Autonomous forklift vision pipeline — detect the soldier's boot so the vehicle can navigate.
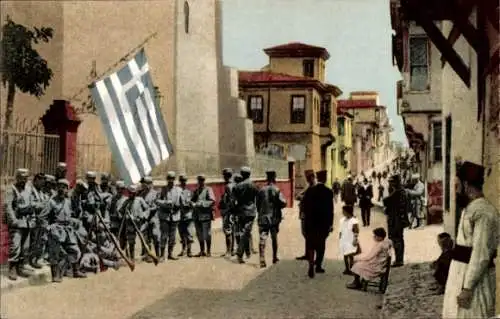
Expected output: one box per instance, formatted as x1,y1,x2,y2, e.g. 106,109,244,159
194,242,205,257
154,243,162,261
237,254,245,264
167,246,178,260
72,263,87,278
186,244,193,258
272,239,279,264
259,244,266,268
178,243,186,257
16,263,31,278
128,246,136,262
159,246,166,262
8,262,18,281
30,258,43,269
221,236,231,257
51,265,63,283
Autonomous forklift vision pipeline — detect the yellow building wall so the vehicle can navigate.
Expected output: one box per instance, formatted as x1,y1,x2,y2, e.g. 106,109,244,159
351,108,377,123
269,57,326,81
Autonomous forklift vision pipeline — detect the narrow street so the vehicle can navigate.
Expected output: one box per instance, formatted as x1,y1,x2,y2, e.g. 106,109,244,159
1,202,440,319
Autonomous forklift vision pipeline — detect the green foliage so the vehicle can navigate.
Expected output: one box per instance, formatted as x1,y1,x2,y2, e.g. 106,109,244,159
1,16,54,97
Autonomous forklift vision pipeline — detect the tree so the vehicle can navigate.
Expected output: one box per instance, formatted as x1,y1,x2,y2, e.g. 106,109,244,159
1,16,54,131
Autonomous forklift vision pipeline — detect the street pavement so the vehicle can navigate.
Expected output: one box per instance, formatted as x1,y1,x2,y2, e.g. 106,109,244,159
1,202,441,319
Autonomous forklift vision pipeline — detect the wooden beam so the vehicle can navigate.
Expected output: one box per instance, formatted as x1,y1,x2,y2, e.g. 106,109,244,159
410,2,471,87
451,0,480,51
441,24,461,67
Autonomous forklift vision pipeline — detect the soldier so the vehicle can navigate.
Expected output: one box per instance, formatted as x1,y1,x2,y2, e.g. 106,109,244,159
156,171,181,261
295,170,316,260
139,176,161,262
192,175,215,257
232,173,243,251
219,168,236,257
55,162,67,180
28,173,49,269
4,168,34,280
107,180,127,239
81,171,104,231
233,166,259,264
177,174,194,257
256,170,287,268
44,179,86,282
70,179,88,220
119,184,149,260
43,174,57,198
99,172,115,195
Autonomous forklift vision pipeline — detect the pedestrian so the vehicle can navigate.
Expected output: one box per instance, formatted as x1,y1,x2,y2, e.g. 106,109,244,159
442,161,499,319
295,169,316,261
192,175,215,257
383,174,410,267
177,173,194,257
339,205,359,275
341,175,357,207
407,173,425,228
140,176,161,262
430,232,453,295
44,179,86,282
156,171,182,261
5,168,34,280
233,166,259,264
256,170,287,268
357,178,373,227
332,178,341,203
378,183,384,202
302,170,334,278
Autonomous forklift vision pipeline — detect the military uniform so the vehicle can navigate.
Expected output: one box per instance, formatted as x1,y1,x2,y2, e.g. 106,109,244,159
140,176,161,261
107,180,126,239
81,171,106,232
177,174,194,257
4,169,34,280
119,185,149,260
233,167,259,263
43,179,86,282
232,173,243,248
43,174,57,198
156,172,182,261
219,168,236,256
192,175,215,257
99,172,116,196
256,171,287,268
28,173,50,269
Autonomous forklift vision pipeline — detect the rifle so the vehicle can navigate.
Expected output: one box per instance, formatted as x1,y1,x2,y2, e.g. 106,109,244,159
125,208,159,266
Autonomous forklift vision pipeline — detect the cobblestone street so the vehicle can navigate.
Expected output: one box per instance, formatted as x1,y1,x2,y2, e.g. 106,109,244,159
1,203,441,319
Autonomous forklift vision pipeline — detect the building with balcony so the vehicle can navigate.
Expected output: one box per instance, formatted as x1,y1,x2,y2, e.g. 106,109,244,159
238,42,342,189
333,108,354,181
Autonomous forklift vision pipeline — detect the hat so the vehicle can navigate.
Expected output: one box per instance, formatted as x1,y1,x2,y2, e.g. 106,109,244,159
142,176,153,184
128,184,138,193
57,162,67,169
45,174,56,182
222,168,233,175
315,170,328,180
101,172,110,179
304,169,315,177
411,173,420,179
15,168,29,177
197,174,206,181
166,171,176,179
456,161,485,186
115,180,125,189
389,174,401,184
266,170,277,179
75,179,88,190
86,171,97,179
178,174,187,181
240,166,251,174
57,179,70,187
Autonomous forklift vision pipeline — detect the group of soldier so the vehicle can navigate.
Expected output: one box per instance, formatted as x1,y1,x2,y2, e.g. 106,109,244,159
4,162,288,283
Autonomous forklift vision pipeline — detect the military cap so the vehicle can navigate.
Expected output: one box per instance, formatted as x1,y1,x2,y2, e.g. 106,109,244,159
178,174,187,181
411,173,420,179
45,174,56,182
57,162,67,169
57,179,70,187
142,176,153,184
304,169,315,177
16,168,29,177
222,168,233,175
115,180,125,189
197,174,206,181
128,184,138,192
240,166,251,174
266,170,277,179
315,170,328,180
166,171,176,179
75,179,89,190
86,171,97,179
456,161,485,186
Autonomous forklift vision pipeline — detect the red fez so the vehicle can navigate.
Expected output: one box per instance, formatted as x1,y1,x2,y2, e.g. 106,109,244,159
456,161,485,185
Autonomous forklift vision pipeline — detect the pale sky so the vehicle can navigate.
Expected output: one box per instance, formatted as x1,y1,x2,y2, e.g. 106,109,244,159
221,0,405,143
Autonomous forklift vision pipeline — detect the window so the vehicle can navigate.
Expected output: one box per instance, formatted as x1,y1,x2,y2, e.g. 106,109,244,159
444,116,452,211
184,1,190,34
320,101,330,127
337,117,345,136
432,121,442,162
247,95,263,123
409,36,429,91
315,98,320,125
303,59,314,77
290,95,306,124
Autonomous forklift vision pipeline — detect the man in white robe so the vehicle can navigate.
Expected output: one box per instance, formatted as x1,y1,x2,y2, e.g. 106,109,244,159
442,161,499,319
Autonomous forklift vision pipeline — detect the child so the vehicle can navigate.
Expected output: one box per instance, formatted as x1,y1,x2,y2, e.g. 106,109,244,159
339,205,360,275
430,232,453,294
346,227,392,290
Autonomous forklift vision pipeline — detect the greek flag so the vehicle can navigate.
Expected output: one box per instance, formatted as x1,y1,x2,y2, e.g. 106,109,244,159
91,49,173,185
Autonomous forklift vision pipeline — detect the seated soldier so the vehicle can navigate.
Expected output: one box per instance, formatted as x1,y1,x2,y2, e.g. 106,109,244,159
95,232,121,270
346,227,392,290
80,238,99,274
430,232,453,294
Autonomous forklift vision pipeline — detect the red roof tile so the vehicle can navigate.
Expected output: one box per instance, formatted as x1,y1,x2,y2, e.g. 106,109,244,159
264,42,327,52
239,71,313,83
337,99,378,109
263,42,330,60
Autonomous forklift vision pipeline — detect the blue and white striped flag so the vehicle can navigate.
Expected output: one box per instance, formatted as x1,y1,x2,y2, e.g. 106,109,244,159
91,49,173,185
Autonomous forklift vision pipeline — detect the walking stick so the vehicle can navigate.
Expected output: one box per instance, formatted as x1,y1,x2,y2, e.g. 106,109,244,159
94,211,136,271
125,209,159,266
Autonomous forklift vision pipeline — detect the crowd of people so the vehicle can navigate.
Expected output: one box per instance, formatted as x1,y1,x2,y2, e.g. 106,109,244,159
4,162,288,282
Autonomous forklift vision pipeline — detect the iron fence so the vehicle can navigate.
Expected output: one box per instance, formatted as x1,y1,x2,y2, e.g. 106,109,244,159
0,130,60,185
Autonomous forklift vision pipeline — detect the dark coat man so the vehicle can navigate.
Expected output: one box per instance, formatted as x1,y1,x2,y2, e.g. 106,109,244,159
295,170,316,260
302,170,334,278
358,179,374,226
341,177,357,206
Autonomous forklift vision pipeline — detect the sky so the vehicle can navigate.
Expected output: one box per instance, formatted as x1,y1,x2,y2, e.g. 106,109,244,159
221,0,405,143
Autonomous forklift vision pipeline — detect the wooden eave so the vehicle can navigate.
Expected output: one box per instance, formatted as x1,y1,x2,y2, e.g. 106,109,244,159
239,80,342,97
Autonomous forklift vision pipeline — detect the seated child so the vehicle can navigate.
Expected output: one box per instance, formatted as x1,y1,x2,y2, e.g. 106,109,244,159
346,227,392,290
339,205,360,275
430,232,453,294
